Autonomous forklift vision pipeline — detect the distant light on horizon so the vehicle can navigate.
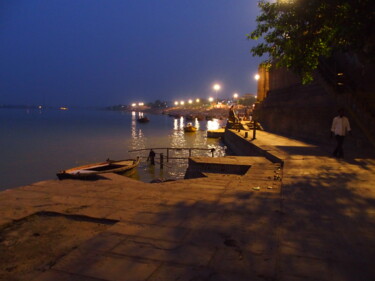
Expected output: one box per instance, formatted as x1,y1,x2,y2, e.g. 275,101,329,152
254,74,260,80
138,102,144,106
188,99,193,104
174,101,179,106
196,98,200,103
208,97,214,102
131,103,136,107
180,101,185,105
233,93,238,99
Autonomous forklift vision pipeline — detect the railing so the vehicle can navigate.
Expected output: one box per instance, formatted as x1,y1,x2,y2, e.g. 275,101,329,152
129,147,217,169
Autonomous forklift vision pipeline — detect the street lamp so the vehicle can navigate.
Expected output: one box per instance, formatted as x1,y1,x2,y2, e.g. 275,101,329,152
188,99,193,104
174,101,179,106
254,74,260,81
233,93,238,99
213,83,221,103
196,98,200,103
180,101,185,105
208,97,214,102
131,103,136,107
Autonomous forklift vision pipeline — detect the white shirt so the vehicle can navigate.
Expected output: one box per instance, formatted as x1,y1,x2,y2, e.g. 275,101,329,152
331,116,351,136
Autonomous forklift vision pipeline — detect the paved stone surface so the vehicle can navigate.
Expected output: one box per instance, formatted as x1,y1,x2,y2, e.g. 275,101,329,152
0,129,374,280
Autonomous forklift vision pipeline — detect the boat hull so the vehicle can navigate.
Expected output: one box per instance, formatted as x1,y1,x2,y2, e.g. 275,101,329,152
184,126,197,132
57,158,140,180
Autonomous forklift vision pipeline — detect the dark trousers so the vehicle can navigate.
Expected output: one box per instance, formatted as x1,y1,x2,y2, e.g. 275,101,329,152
333,135,345,157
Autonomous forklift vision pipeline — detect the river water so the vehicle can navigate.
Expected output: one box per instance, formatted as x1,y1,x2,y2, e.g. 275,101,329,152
0,108,226,190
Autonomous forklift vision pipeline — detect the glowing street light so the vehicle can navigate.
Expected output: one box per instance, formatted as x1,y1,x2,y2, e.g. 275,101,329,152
188,99,193,104
213,83,221,102
208,97,214,102
138,102,144,106
174,101,179,106
233,93,239,99
213,84,221,91
180,101,185,105
254,74,260,81
196,98,200,103
131,103,137,107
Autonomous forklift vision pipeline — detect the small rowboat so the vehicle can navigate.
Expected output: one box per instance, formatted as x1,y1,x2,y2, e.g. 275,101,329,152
183,124,197,132
57,158,140,179
138,117,150,123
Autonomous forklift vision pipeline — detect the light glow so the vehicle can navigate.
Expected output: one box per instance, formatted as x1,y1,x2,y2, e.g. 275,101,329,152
213,84,221,91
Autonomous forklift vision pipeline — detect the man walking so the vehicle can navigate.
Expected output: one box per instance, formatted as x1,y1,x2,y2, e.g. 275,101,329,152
331,108,351,158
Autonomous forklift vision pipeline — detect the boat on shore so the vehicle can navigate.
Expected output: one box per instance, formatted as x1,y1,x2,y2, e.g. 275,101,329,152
57,158,140,179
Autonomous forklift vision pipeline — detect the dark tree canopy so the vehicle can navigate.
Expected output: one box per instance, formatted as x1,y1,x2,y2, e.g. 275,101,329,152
249,0,375,83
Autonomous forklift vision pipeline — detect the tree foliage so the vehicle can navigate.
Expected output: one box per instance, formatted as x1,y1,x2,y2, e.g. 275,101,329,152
249,0,375,83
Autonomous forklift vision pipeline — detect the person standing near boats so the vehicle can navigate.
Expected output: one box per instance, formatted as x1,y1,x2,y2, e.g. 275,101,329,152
228,105,239,123
147,149,156,165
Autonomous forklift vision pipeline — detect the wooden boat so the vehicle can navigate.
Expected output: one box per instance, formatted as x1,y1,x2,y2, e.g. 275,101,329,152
138,117,150,123
57,158,140,179
185,115,195,121
183,124,197,132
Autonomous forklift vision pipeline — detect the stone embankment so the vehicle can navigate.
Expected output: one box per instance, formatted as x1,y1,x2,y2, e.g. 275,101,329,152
1,128,374,281
162,106,231,120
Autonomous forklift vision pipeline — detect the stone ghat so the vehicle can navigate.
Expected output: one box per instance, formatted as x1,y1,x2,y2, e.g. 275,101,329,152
1,129,375,281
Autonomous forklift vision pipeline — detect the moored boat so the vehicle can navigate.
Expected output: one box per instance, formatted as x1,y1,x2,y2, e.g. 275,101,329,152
138,117,150,123
185,115,195,121
183,123,197,132
57,158,140,179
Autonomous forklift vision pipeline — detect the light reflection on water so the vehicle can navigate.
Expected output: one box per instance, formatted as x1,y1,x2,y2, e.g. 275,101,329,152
0,109,226,190
131,113,226,183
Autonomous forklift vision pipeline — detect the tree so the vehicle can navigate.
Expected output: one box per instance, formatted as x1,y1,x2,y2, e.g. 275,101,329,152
249,0,375,83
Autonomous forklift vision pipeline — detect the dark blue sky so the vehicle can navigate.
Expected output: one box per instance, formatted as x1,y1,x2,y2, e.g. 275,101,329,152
0,0,263,106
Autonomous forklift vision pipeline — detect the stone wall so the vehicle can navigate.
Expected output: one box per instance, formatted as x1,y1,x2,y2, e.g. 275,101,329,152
255,81,337,143
254,68,371,147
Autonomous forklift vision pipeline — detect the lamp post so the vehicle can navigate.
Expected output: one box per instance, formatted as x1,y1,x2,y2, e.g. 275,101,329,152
233,93,238,104
213,84,221,103
252,74,261,139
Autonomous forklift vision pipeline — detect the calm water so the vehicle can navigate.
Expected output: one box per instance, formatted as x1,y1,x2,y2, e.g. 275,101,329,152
0,108,226,190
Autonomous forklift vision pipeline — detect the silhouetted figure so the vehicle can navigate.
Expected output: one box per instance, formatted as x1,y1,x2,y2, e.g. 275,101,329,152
147,149,156,165
331,108,351,158
228,105,239,123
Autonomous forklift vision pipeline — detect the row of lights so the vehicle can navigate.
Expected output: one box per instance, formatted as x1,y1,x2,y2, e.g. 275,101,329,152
132,75,260,108
131,102,144,107
174,98,200,106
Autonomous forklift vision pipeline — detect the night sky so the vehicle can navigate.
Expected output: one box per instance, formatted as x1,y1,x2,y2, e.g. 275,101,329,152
0,0,263,107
